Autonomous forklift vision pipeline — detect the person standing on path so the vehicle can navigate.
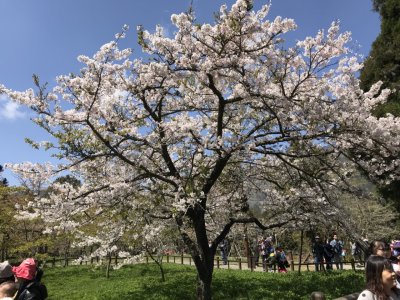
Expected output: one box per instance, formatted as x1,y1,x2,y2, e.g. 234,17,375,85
330,234,344,270
312,236,325,272
218,239,228,265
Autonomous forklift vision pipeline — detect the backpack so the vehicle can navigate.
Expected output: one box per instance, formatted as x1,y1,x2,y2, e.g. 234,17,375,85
18,281,48,300
331,240,342,254
324,244,334,258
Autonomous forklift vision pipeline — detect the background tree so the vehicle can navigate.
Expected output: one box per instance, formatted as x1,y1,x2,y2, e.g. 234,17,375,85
0,185,49,261
0,165,8,187
360,0,400,210
3,1,400,299
361,0,400,117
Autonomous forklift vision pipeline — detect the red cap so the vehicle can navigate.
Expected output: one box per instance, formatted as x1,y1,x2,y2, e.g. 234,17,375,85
12,258,36,280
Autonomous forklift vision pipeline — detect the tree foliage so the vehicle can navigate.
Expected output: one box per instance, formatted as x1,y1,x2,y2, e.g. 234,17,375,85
360,0,400,117
360,0,400,210
0,165,8,187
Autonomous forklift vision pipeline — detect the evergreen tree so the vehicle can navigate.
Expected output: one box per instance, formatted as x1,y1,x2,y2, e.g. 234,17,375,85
360,0,400,209
360,0,400,117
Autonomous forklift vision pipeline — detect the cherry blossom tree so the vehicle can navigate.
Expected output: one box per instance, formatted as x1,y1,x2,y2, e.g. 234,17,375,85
2,1,400,298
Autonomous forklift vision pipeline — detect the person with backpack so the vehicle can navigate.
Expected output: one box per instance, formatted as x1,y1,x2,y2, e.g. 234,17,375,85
323,240,334,270
12,258,47,300
330,234,344,270
275,245,289,273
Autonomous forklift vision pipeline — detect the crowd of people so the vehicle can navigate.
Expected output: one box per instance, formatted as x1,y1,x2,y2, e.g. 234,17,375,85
356,240,400,300
0,258,47,300
312,234,346,271
310,238,400,300
254,236,289,273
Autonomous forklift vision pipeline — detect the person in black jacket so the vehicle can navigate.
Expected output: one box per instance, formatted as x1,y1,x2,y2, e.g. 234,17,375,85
312,236,325,271
323,241,334,270
12,258,47,300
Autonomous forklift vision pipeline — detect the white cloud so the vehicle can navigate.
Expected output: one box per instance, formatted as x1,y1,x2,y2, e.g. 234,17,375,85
0,94,26,120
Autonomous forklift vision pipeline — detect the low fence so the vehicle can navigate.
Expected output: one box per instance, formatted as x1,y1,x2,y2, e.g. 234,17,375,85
41,251,365,272
156,253,364,272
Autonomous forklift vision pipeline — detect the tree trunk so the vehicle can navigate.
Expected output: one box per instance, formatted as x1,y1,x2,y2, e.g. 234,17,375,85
157,260,165,282
243,224,251,269
196,272,212,300
187,207,217,300
298,230,304,275
146,248,165,282
106,254,112,279
1,234,5,261
63,240,70,267
1,246,4,262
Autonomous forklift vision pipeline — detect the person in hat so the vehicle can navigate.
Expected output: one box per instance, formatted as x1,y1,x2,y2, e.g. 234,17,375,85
12,258,47,300
0,261,14,284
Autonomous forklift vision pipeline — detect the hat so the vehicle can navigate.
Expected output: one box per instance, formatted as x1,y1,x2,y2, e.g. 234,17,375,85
0,261,13,279
12,258,36,280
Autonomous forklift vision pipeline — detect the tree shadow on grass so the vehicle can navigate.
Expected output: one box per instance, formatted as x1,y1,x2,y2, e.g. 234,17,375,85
106,264,197,300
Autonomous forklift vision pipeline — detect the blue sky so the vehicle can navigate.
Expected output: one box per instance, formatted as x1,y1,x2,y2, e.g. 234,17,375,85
0,0,380,186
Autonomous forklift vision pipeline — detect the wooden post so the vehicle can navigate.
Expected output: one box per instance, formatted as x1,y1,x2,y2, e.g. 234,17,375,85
146,255,149,264
350,257,356,271
115,254,118,266
173,255,176,263
166,254,169,263
238,258,242,270
288,250,295,271
250,256,254,272
217,257,220,269
181,253,184,265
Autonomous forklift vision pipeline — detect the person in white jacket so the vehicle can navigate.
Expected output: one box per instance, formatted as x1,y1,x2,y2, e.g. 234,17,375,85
358,255,400,300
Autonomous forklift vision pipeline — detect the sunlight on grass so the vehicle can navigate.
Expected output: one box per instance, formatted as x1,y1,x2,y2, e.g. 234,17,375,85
42,263,364,300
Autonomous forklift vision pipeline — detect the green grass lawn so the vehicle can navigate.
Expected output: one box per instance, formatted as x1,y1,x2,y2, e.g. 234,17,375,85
41,263,364,300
